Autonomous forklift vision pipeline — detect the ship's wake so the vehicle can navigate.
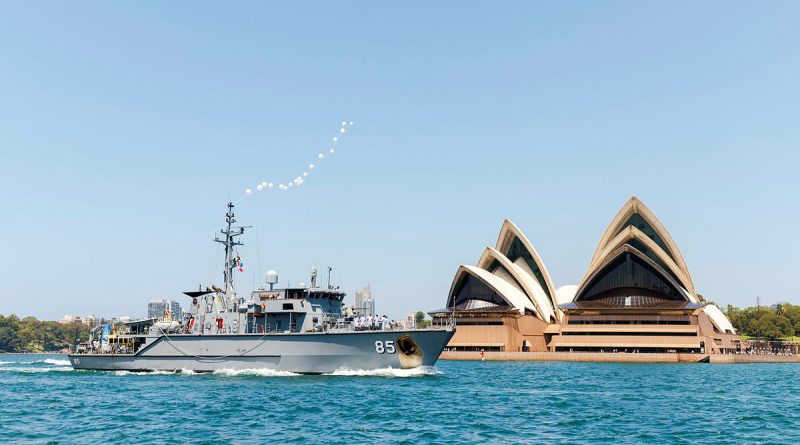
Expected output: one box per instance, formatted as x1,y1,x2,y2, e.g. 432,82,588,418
325,366,440,377
0,365,74,373
0,357,74,373
209,368,301,377
0,358,71,366
1,358,441,378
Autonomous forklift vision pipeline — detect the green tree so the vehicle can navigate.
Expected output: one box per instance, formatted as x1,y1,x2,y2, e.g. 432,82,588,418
18,317,41,352
414,311,430,328
0,315,21,352
39,321,63,351
61,322,89,347
725,305,742,331
754,313,794,340
781,304,800,337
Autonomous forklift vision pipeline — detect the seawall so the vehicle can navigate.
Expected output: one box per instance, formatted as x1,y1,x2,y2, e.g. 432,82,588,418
440,351,800,364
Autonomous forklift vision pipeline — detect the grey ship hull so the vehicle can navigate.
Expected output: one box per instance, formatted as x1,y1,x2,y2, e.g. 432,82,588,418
68,329,454,374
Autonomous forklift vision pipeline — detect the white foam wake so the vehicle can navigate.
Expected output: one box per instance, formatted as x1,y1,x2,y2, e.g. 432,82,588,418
0,358,72,366
0,366,74,373
211,368,300,377
326,366,440,377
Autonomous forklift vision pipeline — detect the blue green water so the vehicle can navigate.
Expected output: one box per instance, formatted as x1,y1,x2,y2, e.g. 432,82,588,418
1,354,798,444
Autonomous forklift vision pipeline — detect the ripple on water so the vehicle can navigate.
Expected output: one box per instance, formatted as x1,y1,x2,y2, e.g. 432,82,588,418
1,355,799,444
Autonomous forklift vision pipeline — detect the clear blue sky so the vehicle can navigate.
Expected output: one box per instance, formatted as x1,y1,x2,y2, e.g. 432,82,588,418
1,2,798,320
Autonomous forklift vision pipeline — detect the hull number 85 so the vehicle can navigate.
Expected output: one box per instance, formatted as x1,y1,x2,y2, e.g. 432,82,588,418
375,341,395,354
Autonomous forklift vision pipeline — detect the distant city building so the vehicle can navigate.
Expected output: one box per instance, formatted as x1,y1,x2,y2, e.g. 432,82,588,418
82,315,99,328
170,300,182,320
60,315,81,324
148,299,182,320
118,316,132,323
147,300,164,319
354,286,374,317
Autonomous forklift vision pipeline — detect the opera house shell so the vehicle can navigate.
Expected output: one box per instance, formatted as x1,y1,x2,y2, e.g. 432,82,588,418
432,197,743,354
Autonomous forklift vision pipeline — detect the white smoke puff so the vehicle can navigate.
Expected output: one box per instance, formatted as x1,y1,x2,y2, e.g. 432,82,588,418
303,172,308,177
245,188,252,195
256,184,263,191
332,136,338,142
339,128,346,134
309,163,315,169
318,153,324,159
349,121,354,126
268,183,274,188
341,121,347,126
288,182,293,187
329,148,335,154
261,181,267,187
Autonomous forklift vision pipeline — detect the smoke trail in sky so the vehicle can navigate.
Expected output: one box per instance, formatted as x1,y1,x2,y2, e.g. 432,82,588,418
243,121,354,197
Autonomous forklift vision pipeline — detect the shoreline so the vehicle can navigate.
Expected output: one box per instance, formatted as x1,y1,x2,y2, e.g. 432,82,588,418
0,352,66,355
440,351,800,364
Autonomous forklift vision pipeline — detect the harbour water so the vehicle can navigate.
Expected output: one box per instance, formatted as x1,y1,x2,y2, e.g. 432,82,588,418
1,354,799,444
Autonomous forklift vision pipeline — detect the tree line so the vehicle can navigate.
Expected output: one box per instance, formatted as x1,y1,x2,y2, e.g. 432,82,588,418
3,303,798,352
0,315,92,353
724,303,800,340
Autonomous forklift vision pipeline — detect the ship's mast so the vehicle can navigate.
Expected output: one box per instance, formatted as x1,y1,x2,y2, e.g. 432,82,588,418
214,202,248,298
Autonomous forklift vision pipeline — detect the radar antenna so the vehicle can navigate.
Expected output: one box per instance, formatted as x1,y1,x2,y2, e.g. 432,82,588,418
213,202,251,298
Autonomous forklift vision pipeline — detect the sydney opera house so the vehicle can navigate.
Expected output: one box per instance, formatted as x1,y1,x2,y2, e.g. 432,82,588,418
431,197,743,354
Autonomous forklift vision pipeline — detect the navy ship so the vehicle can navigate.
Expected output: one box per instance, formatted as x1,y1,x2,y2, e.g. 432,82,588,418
69,203,454,373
